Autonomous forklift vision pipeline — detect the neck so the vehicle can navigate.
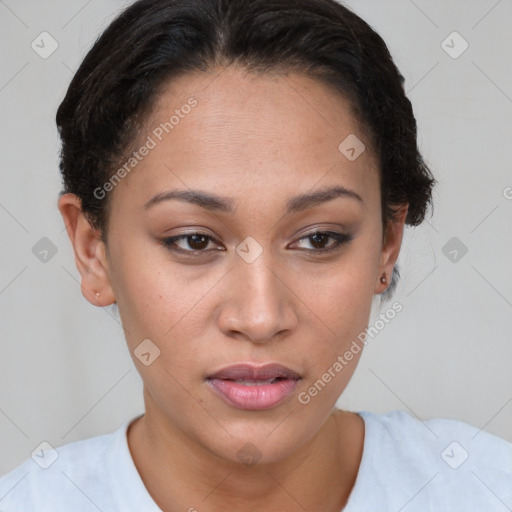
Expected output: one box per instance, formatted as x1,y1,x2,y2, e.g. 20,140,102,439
127,398,363,511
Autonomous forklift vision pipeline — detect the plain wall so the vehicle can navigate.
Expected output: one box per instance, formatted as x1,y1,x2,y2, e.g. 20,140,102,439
1,0,511,475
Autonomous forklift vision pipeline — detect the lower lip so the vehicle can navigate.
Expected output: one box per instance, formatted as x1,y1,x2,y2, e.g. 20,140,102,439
207,378,298,410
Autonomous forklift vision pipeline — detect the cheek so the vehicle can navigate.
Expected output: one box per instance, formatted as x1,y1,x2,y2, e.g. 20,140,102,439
110,243,223,400
107,236,197,341
112,252,209,410
296,276,369,410
302,278,370,392
304,246,380,343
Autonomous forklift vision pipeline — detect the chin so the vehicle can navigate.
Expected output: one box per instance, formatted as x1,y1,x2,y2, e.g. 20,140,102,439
200,409,318,467
209,430,303,468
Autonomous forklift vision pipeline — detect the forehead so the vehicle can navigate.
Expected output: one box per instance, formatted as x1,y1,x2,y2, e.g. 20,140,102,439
111,66,379,211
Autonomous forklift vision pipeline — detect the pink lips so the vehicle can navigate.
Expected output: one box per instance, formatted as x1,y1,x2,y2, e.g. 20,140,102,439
206,363,301,410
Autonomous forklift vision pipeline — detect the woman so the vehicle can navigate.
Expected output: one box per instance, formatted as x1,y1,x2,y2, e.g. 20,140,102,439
1,0,510,510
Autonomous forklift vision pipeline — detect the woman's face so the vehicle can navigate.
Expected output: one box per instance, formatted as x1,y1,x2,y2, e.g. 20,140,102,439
64,67,406,465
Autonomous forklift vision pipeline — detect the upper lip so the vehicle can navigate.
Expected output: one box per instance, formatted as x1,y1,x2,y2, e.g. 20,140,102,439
207,363,301,381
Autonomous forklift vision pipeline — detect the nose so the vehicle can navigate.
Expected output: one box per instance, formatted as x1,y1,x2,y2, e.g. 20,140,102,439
217,251,298,344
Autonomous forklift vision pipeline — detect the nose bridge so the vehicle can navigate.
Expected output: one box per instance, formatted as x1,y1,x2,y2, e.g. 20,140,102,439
220,238,295,342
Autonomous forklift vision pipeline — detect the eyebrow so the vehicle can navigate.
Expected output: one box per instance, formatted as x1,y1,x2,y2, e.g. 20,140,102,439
143,185,363,214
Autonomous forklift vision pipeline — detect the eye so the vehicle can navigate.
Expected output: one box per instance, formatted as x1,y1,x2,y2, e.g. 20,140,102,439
292,230,353,253
160,230,352,256
160,232,223,254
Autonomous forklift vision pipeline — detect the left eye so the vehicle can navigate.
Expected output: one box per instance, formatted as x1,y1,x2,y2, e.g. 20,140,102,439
292,231,352,252
160,230,352,254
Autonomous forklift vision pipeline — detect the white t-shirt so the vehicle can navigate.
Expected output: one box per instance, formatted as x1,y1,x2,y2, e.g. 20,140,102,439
0,410,511,511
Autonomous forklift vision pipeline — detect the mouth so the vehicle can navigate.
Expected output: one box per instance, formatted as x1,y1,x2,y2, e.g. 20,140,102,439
205,363,301,410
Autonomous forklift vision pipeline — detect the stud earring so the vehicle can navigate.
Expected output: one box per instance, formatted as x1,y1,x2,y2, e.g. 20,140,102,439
380,275,387,284
95,292,100,297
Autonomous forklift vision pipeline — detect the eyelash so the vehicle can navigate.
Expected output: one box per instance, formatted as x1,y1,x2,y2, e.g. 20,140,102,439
160,230,353,256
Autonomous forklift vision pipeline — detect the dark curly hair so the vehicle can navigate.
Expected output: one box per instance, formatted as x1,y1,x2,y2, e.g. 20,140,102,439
56,0,436,301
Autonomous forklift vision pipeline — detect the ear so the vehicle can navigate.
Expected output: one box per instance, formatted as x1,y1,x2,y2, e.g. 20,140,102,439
57,193,116,306
374,204,408,295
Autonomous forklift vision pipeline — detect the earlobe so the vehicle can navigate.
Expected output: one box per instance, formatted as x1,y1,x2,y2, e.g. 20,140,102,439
57,193,116,307
375,204,408,295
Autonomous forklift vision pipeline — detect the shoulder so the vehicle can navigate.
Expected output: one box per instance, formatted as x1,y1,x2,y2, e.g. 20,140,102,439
345,409,512,511
0,424,125,511
361,409,512,477
363,409,512,470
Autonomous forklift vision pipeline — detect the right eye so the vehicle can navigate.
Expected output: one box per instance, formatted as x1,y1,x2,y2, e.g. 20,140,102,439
160,232,225,255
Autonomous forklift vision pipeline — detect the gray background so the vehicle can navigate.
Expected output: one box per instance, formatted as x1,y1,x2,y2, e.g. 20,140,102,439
1,0,511,475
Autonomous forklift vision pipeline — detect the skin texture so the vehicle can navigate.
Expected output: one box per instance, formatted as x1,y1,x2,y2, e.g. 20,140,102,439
58,66,408,511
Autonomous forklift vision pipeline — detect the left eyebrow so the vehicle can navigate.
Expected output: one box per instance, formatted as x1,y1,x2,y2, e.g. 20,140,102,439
143,185,363,213
285,185,363,213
